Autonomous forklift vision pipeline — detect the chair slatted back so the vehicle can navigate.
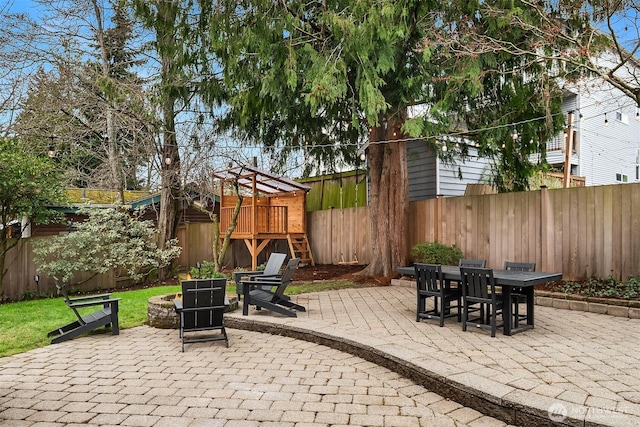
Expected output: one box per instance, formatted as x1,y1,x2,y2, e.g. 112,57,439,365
459,259,487,268
56,285,85,324
414,263,443,293
181,279,226,329
263,253,287,276
273,258,300,298
460,267,495,300
503,261,536,272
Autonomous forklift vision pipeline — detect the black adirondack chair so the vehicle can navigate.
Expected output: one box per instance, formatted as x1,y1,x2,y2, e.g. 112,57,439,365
241,258,305,317
47,285,120,344
233,252,287,300
173,278,229,352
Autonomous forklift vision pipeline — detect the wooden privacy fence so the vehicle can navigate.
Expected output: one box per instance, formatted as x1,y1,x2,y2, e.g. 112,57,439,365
310,183,640,281
307,207,372,265
2,237,118,300
410,183,640,281
4,182,640,298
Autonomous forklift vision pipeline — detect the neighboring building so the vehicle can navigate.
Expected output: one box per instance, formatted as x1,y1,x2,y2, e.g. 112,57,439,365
549,78,640,186
30,188,216,237
405,76,640,200
406,140,489,200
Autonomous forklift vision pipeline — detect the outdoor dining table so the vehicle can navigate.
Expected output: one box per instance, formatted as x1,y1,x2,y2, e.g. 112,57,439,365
397,265,562,335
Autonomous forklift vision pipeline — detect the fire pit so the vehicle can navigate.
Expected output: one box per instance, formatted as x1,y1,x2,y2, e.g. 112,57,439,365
147,293,238,329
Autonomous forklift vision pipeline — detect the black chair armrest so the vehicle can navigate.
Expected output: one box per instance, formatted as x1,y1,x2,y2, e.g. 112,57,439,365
233,271,264,282
68,298,120,309
248,277,281,285
67,293,113,303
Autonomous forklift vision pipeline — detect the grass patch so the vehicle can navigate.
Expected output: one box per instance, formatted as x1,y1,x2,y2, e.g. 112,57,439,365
0,279,371,358
0,285,180,358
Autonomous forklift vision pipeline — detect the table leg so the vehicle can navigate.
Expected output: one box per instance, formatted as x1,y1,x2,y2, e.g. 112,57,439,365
526,287,534,327
502,286,512,336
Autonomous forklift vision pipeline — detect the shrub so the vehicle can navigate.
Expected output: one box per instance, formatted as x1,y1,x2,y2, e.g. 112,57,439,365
33,205,182,286
556,276,640,299
190,261,227,279
410,242,463,265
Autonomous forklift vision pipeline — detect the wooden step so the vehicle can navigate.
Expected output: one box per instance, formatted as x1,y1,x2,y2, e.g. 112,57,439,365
287,234,315,266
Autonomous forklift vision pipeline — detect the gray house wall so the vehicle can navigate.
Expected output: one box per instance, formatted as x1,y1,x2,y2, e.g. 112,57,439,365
543,86,640,187
406,140,437,200
406,139,491,200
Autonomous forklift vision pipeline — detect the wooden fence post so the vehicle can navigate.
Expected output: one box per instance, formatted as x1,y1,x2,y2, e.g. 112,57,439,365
435,195,443,243
539,186,551,272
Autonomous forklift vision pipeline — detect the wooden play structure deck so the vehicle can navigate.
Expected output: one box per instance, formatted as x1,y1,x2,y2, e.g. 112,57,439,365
213,165,315,269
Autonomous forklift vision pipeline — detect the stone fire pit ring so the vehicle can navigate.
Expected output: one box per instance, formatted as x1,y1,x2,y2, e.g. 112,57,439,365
147,293,239,329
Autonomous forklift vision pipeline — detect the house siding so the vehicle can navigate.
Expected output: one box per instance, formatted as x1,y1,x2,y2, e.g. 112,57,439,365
406,140,491,200
568,78,640,186
406,140,437,200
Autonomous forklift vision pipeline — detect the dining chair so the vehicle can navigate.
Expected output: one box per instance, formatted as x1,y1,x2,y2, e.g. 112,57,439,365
460,267,505,337
455,260,487,304
459,259,487,267
504,261,536,328
414,263,461,327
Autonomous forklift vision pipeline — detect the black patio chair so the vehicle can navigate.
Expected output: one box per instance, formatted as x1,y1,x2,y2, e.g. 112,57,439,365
241,258,305,317
173,278,229,352
233,252,287,300
47,285,120,344
415,263,461,326
504,261,536,328
460,267,505,337
459,259,487,268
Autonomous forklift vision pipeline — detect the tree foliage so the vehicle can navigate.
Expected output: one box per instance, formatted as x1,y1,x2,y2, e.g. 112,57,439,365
32,206,182,285
443,0,639,105
11,0,152,193
196,0,569,273
0,138,66,295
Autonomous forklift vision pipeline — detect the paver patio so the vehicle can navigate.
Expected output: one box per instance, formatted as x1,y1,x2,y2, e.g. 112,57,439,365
1,285,639,426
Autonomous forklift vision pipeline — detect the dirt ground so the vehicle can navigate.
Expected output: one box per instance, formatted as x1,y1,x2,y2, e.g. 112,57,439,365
291,263,393,286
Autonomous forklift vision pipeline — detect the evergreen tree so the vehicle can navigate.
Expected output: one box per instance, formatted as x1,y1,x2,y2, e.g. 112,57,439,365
198,1,567,274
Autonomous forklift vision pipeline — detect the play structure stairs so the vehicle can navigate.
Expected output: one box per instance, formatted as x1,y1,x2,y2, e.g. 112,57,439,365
287,233,315,266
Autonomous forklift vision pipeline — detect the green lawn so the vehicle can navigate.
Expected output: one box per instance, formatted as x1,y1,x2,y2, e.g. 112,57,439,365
0,279,366,358
0,285,180,358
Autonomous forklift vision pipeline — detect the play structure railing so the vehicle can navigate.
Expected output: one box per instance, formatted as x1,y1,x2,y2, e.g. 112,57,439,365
220,205,288,234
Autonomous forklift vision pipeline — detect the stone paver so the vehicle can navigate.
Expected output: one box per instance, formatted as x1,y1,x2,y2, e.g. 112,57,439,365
226,286,640,426
0,325,514,426
1,285,639,426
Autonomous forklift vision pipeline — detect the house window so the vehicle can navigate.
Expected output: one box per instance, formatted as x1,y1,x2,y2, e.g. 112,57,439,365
616,173,628,182
616,111,629,125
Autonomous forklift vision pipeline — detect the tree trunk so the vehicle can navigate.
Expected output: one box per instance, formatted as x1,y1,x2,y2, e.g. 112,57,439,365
156,0,182,281
214,192,242,272
358,113,409,277
157,98,181,280
91,0,124,202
